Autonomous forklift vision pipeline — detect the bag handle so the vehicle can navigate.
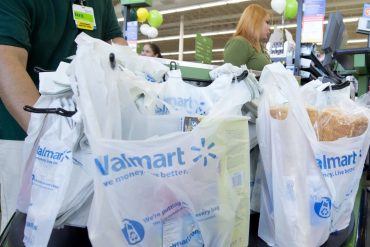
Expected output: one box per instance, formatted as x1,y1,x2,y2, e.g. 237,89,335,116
23,105,77,117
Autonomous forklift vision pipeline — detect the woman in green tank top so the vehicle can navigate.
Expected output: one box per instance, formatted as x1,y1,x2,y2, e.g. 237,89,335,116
224,4,272,71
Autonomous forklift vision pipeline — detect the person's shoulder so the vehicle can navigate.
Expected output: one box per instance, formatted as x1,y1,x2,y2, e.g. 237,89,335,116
225,36,253,51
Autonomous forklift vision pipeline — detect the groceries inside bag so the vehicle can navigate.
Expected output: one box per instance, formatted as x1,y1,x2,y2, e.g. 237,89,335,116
69,33,252,246
257,62,370,247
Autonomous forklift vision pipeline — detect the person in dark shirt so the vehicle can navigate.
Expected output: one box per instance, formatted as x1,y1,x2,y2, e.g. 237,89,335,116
0,0,127,245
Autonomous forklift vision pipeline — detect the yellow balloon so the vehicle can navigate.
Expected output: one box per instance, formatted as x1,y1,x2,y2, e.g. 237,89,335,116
136,8,149,23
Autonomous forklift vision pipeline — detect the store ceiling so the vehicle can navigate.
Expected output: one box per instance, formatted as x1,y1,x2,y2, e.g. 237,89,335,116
114,0,369,64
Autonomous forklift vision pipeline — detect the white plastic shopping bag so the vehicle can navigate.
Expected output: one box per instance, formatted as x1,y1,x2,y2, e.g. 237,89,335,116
70,33,251,247
22,93,82,247
18,64,93,246
298,79,370,232
70,33,252,140
85,117,249,247
257,62,370,246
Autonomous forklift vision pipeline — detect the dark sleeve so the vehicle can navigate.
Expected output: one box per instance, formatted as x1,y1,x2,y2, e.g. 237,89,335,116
102,0,123,41
224,38,253,67
0,0,32,51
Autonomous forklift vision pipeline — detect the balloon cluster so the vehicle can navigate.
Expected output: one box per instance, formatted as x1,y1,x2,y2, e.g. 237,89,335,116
136,8,163,38
270,0,298,19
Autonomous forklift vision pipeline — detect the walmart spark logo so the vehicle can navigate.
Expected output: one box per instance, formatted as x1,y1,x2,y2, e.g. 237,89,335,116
61,151,71,162
191,138,217,166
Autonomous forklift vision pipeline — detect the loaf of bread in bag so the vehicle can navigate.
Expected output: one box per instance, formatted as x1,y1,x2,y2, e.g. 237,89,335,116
270,106,369,141
318,108,368,141
306,106,318,126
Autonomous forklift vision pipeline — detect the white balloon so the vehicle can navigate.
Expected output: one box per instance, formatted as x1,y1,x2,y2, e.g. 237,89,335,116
147,27,158,38
140,24,150,35
271,0,286,15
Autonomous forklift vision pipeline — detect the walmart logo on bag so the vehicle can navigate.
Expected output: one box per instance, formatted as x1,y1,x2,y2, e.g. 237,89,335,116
94,138,217,176
36,146,71,163
191,137,216,167
314,197,331,218
315,150,361,170
121,219,145,245
155,97,208,115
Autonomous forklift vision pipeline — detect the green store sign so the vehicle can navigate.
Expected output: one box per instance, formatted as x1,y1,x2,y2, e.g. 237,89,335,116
195,33,213,64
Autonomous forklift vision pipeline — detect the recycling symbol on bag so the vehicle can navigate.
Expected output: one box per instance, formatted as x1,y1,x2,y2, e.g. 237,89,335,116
314,197,332,218
121,219,145,245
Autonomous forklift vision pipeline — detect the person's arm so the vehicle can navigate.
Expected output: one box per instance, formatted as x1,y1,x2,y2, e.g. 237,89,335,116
224,37,253,67
0,45,39,131
102,0,126,45
109,37,128,46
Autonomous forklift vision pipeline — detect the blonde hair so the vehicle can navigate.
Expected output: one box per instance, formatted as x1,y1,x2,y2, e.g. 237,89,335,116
234,4,271,51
